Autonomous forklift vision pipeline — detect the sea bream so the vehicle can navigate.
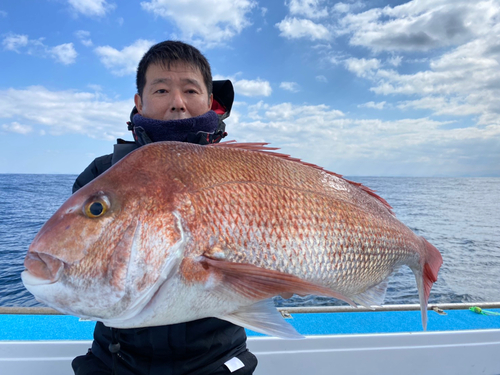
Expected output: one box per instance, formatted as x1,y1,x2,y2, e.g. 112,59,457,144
22,141,443,338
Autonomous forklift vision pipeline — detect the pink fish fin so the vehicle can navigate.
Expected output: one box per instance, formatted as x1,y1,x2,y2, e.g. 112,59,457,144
221,299,304,339
350,278,390,308
212,140,280,151
413,237,443,330
210,141,394,214
200,256,356,306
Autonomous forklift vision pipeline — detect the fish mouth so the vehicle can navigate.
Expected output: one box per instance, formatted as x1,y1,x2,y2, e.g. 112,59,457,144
23,251,64,285
21,270,57,286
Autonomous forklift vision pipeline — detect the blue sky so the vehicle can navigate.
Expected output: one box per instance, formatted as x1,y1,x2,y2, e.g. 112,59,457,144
1,0,499,176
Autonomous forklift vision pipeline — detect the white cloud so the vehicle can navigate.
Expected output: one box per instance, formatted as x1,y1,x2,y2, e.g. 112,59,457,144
338,0,500,53
67,0,115,17
75,30,93,47
305,0,500,136
140,0,256,46
212,73,232,81
332,2,350,14
350,34,500,127
276,17,331,40
396,96,481,116
280,81,300,92
246,100,268,120
2,122,33,134
2,34,28,52
344,57,380,78
0,86,133,140
387,55,402,67
2,34,77,64
332,1,364,14
214,75,273,97
50,43,77,65
315,75,328,83
95,39,155,76
87,84,103,91
358,101,386,110
234,79,272,97
227,101,500,177
286,0,328,19
264,102,344,122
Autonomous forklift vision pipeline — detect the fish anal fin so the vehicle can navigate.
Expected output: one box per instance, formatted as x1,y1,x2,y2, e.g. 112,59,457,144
221,299,304,339
351,278,389,308
200,256,355,306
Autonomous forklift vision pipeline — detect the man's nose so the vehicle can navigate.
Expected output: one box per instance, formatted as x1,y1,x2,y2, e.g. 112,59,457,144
170,90,186,112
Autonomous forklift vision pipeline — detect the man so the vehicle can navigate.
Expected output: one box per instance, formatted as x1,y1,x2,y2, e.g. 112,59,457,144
72,41,258,375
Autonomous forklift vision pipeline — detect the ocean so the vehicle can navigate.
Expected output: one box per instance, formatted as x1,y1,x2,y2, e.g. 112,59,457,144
1,174,499,308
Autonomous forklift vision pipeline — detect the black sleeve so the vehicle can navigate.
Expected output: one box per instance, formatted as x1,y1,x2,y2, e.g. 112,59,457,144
72,154,113,193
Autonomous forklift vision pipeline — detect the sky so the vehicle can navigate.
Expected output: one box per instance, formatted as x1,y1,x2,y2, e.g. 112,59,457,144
1,0,499,177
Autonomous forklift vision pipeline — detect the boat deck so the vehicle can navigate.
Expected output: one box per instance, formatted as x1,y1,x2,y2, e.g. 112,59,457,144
1,305,500,374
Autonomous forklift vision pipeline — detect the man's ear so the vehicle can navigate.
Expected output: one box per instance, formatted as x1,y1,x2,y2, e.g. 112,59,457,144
134,93,143,114
208,93,213,109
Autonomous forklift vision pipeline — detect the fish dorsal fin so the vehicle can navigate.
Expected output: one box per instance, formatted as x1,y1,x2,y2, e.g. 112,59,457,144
211,141,393,214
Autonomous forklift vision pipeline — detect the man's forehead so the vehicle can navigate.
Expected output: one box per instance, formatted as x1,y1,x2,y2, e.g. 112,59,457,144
148,61,202,77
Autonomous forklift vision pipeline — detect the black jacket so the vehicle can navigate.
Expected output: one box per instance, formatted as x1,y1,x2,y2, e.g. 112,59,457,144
72,142,250,375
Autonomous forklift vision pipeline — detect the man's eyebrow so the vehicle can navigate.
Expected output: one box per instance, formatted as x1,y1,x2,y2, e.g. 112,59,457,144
150,78,203,89
183,78,202,89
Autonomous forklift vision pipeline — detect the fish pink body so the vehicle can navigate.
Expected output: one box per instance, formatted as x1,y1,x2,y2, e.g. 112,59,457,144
22,141,442,338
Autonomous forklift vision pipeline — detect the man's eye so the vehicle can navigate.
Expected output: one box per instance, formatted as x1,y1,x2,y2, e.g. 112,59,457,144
156,89,168,94
186,89,197,94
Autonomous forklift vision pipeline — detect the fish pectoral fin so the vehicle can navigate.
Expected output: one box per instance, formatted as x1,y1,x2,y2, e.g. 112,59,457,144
351,278,389,308
221,299,304,339
200,256,355,306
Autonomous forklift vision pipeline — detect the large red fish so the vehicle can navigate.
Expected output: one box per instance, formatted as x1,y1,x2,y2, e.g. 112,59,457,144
22,141,442,338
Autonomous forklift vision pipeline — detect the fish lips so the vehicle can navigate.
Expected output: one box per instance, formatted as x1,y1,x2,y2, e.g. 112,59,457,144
21,253,64,307
23,251,65,285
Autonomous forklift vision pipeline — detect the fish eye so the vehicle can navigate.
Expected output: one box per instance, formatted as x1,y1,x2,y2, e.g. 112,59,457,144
89,202,104,216
83,196,109,218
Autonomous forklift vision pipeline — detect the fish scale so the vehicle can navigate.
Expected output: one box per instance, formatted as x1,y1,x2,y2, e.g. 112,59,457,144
190,177,411,297
22,141,442,338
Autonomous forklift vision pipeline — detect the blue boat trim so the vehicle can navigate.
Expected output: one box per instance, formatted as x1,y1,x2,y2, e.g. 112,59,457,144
2,308,499,341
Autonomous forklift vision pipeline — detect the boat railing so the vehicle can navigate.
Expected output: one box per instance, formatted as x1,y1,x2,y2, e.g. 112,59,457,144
1,302,500,315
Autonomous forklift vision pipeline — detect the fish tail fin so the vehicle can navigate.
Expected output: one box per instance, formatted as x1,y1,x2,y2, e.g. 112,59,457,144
413,237,443,330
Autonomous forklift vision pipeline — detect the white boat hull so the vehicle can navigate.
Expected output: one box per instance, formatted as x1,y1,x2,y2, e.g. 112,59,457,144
1,329,500,375
2,304,500,374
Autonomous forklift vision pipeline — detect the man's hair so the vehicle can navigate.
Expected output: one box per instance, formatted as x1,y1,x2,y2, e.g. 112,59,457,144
136,41,212,99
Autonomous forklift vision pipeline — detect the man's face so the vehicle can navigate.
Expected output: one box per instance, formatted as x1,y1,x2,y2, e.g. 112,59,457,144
134,62,212,121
